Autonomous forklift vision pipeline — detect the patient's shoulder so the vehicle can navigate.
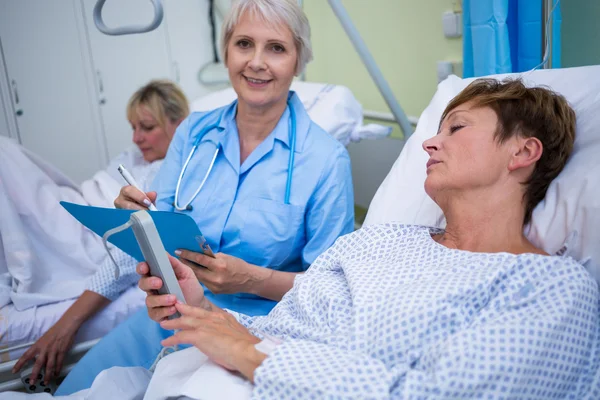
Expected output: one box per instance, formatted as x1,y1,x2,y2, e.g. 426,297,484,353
516,252,599,297
345,223,436,247
357,223,438,236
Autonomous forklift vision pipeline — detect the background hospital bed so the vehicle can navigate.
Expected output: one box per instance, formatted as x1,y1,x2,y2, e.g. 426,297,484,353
0,82,391,393
0,287,145,392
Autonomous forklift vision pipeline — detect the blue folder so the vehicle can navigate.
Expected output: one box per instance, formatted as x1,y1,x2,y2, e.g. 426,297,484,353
60,201,206,262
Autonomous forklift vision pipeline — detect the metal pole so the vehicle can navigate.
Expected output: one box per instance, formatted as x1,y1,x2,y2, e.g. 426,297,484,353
298,0,306,81
327,0,413,138
542,0,554,69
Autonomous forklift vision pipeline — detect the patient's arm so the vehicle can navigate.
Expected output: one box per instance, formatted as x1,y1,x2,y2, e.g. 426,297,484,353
138,255,222,321
250,261,600,399
13,249,141,384
12,290,110,385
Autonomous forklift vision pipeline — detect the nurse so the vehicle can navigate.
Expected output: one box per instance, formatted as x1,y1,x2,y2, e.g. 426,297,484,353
56,0,354,394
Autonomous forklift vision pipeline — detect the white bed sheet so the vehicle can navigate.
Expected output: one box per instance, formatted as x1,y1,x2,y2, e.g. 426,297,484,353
0,286,146,362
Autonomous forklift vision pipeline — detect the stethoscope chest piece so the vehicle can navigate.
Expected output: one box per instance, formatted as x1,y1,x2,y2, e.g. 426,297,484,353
172,202,193,211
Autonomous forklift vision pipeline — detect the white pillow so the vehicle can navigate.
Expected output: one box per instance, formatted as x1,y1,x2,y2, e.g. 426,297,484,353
364,66,600,283
190,81,391,146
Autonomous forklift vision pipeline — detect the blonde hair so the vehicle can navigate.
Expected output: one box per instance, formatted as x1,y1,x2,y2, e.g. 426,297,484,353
221,0,313,75
126,80,189,130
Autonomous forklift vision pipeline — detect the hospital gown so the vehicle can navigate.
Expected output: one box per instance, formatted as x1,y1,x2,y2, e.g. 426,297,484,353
235,224,600,399
5,224,598,399
0,137,161,309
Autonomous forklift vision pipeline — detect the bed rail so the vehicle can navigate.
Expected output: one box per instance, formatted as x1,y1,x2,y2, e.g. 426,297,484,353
0,339,100,393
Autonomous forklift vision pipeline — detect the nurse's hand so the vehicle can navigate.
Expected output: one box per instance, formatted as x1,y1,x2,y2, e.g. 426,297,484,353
176,250,257,295
137,255,211,322
114,185,157,210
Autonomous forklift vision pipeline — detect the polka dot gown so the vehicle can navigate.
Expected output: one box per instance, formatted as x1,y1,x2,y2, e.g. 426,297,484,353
232,224,600,399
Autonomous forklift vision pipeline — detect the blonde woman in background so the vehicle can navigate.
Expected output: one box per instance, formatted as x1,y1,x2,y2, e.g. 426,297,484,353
10,79,189,385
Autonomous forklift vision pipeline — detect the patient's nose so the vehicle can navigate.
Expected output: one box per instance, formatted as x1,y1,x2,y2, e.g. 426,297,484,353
422,137,440,155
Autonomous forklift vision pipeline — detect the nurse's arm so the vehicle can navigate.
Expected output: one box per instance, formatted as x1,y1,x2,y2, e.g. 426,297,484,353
247,267,300,301
177,250,298,301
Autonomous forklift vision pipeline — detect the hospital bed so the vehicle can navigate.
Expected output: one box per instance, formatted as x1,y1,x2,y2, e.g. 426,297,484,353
15,63,599,399
365,64,600,304
0,81,391,393
2,64,600,397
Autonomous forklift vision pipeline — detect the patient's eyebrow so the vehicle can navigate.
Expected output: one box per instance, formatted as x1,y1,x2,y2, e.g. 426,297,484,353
437,110,469,133
445,109,470,120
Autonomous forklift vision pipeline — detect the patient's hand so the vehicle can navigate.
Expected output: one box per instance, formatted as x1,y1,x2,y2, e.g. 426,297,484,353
12,318,78,385
114,185,157,210
138,255,209,322
160,303,266,382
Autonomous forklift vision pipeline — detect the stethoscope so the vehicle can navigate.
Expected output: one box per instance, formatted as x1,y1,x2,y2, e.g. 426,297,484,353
173,100,297,211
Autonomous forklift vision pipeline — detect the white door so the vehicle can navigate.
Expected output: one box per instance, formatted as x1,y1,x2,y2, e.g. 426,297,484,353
0,0,106,183
0,48,19,140
82,0,173,160
0,94,11,139
163,0,214,102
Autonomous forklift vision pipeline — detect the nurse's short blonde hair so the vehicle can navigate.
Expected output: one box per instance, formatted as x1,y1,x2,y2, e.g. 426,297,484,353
126,80,189,130
221,0,313,75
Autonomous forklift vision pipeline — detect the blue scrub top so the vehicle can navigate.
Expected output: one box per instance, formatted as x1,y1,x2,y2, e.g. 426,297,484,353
151,92,354,315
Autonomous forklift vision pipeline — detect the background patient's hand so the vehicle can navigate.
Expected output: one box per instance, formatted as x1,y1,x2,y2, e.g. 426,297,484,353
12,318,78,385
138,255,207,322
114,185,157,210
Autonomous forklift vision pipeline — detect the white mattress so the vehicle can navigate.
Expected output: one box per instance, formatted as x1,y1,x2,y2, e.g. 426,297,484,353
0,286,146,362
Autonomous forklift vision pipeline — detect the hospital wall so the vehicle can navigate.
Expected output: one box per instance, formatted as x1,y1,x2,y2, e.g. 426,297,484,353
0,0,463,215
0,0,215,183
561,0,600,67
303,0,462,211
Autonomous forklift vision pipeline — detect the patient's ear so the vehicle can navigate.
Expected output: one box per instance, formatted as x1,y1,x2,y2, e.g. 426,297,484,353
508,137,543,171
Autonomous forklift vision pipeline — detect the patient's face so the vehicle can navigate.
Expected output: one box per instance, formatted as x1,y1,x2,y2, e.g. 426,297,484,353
131,106,177,162
422,102,513,200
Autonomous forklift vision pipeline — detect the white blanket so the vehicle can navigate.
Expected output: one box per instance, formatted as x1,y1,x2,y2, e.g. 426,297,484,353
0,137,161,310
0,347,253,400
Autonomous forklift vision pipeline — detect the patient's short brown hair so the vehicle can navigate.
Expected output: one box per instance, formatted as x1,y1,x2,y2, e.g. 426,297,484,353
441,78,576,224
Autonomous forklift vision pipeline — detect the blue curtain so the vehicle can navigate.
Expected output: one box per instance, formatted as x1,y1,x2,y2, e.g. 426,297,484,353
463,0,562,78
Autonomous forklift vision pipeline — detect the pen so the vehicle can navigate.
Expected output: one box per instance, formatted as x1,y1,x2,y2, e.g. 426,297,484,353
117,164,158,211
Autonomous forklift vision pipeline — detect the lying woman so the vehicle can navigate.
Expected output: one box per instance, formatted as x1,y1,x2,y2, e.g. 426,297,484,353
8,79,189,384
126,77,597,398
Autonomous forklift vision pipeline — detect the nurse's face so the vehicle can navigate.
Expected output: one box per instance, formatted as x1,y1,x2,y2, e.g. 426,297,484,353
131,105,178,162
226,12,297,111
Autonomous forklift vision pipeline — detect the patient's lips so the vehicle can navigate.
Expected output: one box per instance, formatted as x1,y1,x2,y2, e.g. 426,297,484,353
426,158,441,169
